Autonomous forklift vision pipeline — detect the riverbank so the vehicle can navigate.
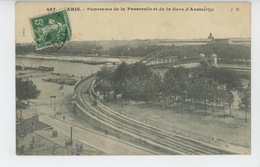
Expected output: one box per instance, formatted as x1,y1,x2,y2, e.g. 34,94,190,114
16,54,142,65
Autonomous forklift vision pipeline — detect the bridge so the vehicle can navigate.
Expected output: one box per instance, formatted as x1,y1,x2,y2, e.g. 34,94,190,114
140,49,217,67
140,50,250,76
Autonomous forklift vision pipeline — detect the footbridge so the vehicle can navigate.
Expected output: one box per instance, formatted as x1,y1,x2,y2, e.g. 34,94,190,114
140,50,250,76
140,50,216,67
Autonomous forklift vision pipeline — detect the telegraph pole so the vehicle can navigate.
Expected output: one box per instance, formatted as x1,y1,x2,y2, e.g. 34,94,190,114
70,126,73,143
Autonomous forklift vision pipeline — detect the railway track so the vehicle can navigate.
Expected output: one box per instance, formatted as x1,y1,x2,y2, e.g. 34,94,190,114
74,75,235,155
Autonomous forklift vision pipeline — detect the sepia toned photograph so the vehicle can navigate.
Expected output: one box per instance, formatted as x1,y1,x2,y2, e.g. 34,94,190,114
15,2,251,155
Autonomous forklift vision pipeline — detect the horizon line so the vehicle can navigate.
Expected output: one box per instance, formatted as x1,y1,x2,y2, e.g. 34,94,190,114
16,36,251,44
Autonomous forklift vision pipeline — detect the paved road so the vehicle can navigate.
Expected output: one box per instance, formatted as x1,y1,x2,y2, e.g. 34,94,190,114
39,115,155,155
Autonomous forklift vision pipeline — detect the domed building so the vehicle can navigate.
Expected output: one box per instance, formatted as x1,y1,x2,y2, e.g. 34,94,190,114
208,33,215,40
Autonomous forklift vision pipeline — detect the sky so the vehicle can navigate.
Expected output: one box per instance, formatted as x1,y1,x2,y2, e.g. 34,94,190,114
16,2,250,43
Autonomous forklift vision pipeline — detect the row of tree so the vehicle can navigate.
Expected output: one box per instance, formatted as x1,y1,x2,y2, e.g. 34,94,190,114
96,62,250,120
162,66,238,116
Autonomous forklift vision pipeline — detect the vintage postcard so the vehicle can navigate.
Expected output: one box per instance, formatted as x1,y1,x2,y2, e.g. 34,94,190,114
16,2,251,155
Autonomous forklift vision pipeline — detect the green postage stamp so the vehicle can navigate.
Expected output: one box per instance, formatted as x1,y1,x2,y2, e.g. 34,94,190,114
30,10,71,50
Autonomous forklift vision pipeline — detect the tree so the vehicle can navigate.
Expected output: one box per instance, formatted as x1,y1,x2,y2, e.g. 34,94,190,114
163,67,190,110
97,66,113,81
124,63,161,102
239,88,250,123
96,62,162,103
227,91,234,115
192,77,213,116
112,62,130,96
197,66,242,91
96,67,114,100
140,73,162,103
218,85,229,118
95,79,113,101
16,78,40,102
207,81,219,112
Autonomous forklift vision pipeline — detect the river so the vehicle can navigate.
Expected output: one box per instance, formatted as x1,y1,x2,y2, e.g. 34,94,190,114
16,55,141,76
16,54,143,76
